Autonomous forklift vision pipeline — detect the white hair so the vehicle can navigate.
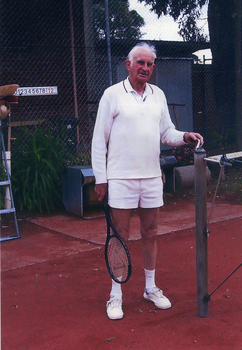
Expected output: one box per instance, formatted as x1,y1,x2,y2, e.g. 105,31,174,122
127,42,157,65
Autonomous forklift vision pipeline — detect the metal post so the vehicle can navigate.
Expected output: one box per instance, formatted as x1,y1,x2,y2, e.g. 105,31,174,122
69,0,79,144
105,0,112,86
194,147,209,317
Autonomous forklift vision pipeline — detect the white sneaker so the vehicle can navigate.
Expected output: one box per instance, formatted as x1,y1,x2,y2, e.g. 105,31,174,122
106,297,124,320
143,287,172,309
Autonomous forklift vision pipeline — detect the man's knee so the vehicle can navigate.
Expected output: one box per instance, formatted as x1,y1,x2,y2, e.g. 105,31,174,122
111,208,132,241
141,226,157,242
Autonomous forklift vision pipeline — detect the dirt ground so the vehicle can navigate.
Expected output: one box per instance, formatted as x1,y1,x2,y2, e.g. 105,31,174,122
1,174,242,349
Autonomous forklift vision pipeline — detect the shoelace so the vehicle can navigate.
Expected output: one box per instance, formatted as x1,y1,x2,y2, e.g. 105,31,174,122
108,299,122,309
148,288,163,297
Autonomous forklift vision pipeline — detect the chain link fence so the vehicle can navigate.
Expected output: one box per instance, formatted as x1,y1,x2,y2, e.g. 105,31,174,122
1,0,241,162
0,0,241,212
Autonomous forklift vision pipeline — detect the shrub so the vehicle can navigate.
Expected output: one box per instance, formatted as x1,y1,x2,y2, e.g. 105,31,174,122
11,125,66,213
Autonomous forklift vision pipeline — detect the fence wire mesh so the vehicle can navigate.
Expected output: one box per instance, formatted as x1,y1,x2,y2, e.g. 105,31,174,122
0,0,241,171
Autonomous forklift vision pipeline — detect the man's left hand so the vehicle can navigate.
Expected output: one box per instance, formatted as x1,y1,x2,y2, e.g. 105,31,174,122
184,132,204,147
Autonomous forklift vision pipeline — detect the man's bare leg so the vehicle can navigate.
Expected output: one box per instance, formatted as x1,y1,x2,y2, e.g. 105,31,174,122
139,207,159,270
106,208,133,320
110,208,133,242
139,207,172,309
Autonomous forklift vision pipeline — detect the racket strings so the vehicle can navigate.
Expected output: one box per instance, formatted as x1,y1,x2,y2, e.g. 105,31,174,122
107,236,129,282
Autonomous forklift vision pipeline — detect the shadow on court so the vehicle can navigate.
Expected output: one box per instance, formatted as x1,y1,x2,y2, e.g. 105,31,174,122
1,198,242,350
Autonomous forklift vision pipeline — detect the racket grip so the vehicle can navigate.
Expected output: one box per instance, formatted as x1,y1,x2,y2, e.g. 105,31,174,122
103,194,108,208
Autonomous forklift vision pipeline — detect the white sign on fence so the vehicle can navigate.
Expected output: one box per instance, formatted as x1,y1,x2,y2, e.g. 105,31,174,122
15,86,58,96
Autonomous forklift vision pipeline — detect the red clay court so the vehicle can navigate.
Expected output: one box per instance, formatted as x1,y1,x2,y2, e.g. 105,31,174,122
1,195,242,349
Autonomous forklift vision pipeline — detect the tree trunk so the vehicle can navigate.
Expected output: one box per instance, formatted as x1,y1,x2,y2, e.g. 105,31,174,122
208,0,236,136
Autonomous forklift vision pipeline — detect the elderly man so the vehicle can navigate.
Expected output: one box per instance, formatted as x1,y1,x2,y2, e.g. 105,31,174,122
91,42,203,320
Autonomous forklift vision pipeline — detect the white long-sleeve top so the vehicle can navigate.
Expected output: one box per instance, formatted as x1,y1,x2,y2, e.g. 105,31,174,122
92,77,186,184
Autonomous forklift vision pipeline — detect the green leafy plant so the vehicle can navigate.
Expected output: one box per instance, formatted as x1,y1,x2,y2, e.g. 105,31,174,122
207,128,236,152
11,125,66,213
66,146,91,167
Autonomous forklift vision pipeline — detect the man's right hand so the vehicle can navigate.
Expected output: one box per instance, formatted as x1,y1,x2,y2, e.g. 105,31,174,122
94,183,108,202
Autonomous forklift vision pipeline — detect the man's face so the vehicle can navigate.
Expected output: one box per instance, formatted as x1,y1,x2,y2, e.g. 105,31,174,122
125,48,155,85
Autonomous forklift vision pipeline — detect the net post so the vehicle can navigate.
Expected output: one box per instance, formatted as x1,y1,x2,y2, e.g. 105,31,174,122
194,147,209,317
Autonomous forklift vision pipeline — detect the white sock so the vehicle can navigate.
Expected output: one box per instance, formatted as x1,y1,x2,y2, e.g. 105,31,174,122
110,278,122,299
144,269,156,292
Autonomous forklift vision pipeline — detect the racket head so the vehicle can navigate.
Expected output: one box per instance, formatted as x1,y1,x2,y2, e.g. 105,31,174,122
105,234,131,284
103,196,132,284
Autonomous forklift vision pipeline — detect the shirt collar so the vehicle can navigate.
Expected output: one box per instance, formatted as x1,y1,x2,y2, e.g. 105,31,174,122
123,77,154,95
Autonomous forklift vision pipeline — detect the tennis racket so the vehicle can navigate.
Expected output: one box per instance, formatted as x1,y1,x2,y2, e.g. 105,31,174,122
103,196,132,284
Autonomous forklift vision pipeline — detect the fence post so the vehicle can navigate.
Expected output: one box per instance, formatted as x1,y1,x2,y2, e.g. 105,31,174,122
105,0,113,87
194,147,209,317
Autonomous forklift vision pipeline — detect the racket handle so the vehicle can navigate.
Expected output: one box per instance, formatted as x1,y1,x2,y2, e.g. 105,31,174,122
103,195,108,208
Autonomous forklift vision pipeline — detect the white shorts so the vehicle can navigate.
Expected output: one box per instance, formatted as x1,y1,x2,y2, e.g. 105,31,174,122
108,177,164,209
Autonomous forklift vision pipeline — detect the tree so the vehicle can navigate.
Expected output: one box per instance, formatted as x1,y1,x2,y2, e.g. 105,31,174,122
94,0,145,40
207,0,237,138
139,0,242,149
138,0,208,41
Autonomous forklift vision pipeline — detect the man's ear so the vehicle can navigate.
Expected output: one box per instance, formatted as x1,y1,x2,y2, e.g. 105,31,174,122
125,59,131,71
150,63,156,75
